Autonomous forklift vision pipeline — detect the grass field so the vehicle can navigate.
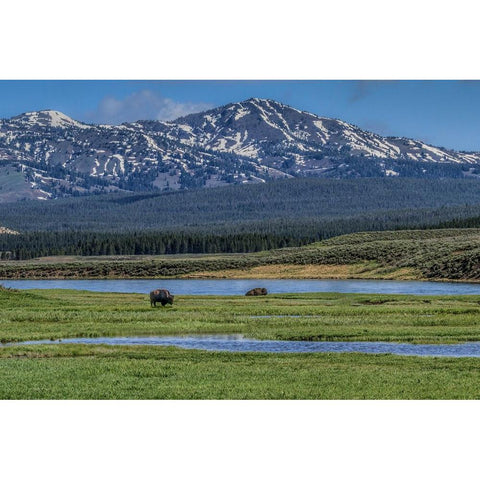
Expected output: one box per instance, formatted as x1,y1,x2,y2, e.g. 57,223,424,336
2,287,480,399
3,344,480,399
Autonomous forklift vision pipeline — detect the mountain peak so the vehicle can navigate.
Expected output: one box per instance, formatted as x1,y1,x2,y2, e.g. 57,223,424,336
243,97,290,108
11,110,89,129
1,98,480,203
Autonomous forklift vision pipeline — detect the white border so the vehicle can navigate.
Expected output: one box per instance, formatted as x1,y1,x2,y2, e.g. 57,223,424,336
1,1,479,478
1,401,478,479
1,1,480,79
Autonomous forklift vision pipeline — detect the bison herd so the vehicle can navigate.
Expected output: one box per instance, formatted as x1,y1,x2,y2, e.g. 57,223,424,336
149,287,267,306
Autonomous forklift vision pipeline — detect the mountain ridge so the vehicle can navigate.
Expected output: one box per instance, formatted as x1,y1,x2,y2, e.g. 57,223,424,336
1,98,479,201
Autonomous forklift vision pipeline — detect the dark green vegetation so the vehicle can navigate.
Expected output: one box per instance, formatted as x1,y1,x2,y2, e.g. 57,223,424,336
0,231,304,260
2,228,480,281
3,177,480,260
2,177,480,233
2,288,480,399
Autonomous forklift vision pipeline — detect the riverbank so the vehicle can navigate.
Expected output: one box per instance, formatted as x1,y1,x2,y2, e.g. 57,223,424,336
0,259,423,281
2,288,480,398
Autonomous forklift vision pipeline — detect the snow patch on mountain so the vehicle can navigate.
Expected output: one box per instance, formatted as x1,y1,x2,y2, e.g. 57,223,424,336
0,226,19,234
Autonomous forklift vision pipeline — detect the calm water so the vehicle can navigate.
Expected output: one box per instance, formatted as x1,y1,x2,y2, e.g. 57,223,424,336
2,278,480,295
10,335,480,357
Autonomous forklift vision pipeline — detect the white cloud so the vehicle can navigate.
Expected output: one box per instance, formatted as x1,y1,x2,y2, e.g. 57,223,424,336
84,90,213,124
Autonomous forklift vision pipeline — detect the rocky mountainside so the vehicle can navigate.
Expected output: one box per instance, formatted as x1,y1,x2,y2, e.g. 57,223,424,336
1,98,479,201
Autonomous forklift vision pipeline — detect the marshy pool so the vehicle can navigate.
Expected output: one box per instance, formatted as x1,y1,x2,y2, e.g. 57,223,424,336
8,335,480,357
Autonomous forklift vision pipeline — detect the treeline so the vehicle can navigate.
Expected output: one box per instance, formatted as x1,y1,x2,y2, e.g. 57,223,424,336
1,208,479,260
435,215,480,229
0,231,314,260
6,205,480,260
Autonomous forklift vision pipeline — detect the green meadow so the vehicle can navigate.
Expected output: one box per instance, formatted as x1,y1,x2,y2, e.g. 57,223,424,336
2,287,480,399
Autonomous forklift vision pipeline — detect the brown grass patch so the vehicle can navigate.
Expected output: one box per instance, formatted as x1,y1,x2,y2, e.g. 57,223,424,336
181,263,422,280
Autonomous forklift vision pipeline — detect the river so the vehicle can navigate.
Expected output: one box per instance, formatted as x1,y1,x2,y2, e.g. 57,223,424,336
2,278,480,295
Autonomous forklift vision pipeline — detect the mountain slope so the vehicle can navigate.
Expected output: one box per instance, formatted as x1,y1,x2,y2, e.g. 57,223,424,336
0,99,479,201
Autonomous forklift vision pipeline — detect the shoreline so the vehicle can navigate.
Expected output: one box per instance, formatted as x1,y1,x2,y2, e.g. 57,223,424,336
1,271,480,284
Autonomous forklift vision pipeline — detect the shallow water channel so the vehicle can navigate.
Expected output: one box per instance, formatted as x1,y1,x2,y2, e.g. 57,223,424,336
9,335,480,357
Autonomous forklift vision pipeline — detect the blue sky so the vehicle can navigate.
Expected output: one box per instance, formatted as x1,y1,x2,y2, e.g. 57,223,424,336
1,80,480,151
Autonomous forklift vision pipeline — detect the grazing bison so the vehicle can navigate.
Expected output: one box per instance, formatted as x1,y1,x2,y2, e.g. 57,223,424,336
150,289,174,307
245,287,268,296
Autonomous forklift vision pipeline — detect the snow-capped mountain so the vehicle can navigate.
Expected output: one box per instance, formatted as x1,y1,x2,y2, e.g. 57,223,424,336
10,110,90,129
1,99,479,201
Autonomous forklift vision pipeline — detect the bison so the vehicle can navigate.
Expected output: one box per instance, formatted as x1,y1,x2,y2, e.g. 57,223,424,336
150,289,174,307
245,287,268,296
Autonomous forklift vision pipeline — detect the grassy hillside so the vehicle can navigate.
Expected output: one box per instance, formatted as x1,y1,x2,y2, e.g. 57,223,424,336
2,228,480,281
0,165,39,202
